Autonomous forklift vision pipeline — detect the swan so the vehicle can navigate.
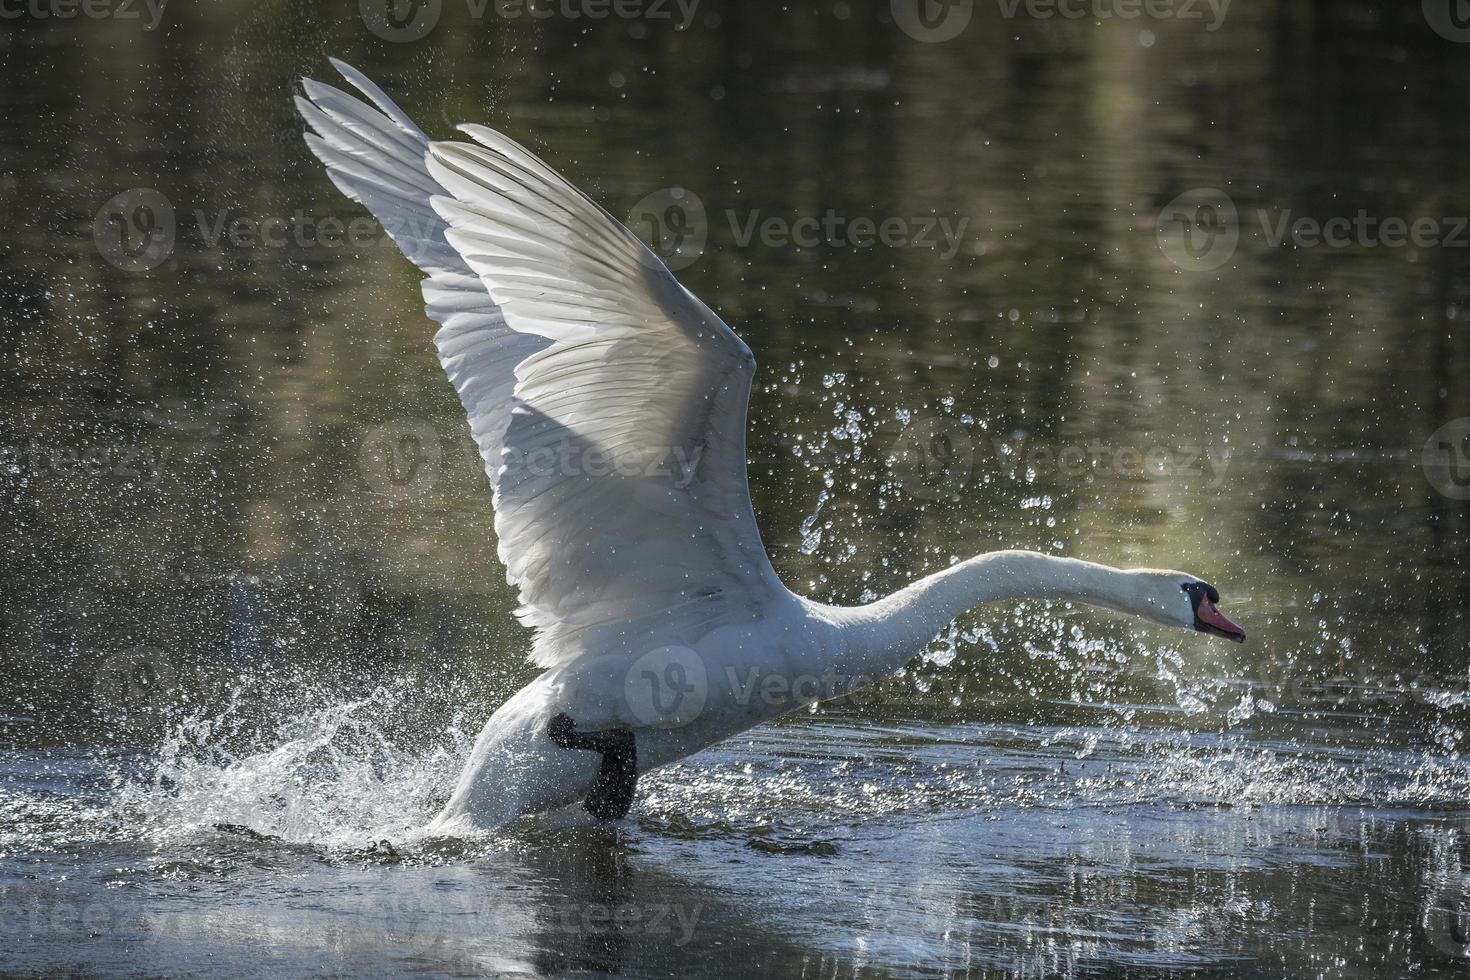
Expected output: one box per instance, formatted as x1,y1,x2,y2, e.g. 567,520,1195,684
296,61,1247,834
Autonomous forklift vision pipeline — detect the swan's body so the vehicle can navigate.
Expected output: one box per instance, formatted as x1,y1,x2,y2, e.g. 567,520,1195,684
298,62,1246,835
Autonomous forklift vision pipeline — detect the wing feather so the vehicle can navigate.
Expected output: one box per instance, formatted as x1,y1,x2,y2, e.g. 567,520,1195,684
426,131,785,667
296,60,549,511
300,62,787,671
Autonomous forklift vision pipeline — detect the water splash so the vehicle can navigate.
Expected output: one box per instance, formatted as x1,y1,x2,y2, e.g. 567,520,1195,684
109,680,485,849
642,718,1470,830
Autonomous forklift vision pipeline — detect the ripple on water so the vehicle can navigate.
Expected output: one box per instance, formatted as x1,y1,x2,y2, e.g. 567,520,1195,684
4,705,1470,978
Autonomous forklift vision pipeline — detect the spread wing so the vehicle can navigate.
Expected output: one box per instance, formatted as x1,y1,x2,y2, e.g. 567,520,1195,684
297,59,547,508
300,63,787,669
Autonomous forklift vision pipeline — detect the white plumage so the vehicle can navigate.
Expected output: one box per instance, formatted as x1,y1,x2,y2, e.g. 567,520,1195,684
298,61,1246,834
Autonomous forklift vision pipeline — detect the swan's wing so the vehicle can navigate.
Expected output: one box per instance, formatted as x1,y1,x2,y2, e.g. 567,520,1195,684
426,128,786,669
298,63,786,669
296,60,549,495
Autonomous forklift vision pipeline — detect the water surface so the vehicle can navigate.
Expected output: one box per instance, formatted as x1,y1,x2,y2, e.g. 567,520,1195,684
3,2,1470,976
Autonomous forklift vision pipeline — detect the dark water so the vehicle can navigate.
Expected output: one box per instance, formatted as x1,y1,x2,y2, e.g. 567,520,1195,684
4,1,1470,976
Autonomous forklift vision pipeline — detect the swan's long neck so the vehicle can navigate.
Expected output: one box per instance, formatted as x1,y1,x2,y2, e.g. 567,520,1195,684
824,550,1163,679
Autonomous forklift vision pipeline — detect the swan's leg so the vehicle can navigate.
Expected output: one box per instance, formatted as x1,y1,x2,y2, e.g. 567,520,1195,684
547,713,638,821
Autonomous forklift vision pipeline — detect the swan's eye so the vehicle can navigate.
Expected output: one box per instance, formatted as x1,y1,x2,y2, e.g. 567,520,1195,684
1181,581,1221,604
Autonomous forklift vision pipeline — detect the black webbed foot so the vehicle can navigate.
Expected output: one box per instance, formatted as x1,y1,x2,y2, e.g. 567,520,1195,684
547,712,638,821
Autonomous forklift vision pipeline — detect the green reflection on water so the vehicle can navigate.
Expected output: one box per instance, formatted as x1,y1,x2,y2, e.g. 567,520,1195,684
2,0,1469,741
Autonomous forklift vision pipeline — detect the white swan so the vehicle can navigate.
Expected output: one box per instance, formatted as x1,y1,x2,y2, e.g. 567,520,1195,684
297,61,1246,834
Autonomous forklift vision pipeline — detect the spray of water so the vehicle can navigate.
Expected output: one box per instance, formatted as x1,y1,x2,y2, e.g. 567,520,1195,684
108,677,487,850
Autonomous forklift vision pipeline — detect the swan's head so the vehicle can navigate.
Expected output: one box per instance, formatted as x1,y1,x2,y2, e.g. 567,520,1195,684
1132,571,1247,642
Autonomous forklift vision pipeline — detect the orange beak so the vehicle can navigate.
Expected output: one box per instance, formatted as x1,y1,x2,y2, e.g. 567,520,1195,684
1196,598,1246,643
